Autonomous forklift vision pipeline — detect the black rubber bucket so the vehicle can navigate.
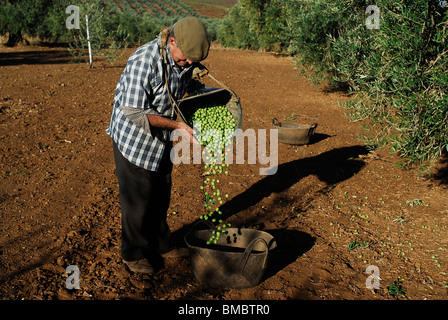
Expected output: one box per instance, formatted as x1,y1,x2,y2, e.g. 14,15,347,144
272,118,317,145
185,221,277,289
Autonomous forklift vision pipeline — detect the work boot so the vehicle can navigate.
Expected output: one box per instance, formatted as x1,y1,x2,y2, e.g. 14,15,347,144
123,258,154,274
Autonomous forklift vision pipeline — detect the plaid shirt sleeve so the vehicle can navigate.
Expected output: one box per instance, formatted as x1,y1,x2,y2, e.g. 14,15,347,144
106,41,167,172
118,59,159,136
120,60,150,110
106,40,196,172
120,55,161,115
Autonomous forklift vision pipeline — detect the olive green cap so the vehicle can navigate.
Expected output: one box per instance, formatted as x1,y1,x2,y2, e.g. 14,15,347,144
174,17,211,62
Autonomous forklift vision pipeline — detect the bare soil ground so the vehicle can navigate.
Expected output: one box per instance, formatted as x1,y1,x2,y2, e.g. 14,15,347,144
1,43,448,301
183,0,238,18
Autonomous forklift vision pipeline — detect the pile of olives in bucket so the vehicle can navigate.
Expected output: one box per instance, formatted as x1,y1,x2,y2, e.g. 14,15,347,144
185,104,236,245
187,104,236,149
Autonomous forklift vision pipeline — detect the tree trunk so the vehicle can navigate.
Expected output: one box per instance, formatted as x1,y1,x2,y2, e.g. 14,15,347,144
6,32,23,47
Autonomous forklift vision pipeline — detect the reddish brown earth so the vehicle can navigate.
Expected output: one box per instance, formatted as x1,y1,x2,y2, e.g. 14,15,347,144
183,0,237,18
0,43,447,302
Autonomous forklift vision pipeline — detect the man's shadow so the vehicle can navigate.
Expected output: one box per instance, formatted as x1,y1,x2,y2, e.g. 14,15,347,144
172,145,369,278
217,145,369,218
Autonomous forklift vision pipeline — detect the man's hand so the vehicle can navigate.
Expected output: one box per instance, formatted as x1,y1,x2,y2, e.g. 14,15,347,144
147,114,200,145
175,121,200,145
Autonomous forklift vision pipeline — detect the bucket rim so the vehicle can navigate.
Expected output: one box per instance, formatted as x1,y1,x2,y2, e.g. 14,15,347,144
272,117,318,130
184,222,277,254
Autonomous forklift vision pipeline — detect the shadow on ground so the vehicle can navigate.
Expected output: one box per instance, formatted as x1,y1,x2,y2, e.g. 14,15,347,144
217,145,368,218
433,151,448,185
263,228,316,280
170,145,369,284
174,145,369,238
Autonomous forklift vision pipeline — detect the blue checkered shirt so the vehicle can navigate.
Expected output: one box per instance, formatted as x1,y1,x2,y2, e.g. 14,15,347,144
107,38,199,172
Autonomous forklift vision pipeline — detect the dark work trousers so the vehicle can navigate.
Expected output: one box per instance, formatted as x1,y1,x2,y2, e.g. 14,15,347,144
113,141,173,269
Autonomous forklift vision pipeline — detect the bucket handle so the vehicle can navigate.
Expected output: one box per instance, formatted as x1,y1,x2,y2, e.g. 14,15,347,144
307,123,318,136
272,118,280,126
240,238,269,271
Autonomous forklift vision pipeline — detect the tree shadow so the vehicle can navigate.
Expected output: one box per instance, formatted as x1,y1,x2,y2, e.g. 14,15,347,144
433,151,448,185
0,225,61,283
0,50,73,66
